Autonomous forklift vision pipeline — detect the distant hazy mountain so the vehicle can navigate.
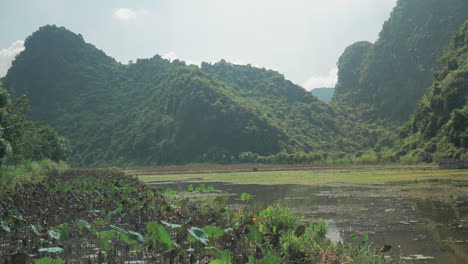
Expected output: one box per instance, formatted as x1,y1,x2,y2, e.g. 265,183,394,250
311,88,334,103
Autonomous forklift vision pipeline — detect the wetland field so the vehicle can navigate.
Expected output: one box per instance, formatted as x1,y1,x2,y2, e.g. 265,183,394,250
137,164,468,263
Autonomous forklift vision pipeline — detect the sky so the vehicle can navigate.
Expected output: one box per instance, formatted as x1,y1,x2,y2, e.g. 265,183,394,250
0,0,397,90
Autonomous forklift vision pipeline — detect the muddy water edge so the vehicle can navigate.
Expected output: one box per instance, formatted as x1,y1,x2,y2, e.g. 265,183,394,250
149,179,468,264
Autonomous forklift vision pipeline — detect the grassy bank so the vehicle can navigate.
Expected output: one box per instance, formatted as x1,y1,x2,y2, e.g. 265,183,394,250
0,159,68,193
139,167,468,185
0,169,386,263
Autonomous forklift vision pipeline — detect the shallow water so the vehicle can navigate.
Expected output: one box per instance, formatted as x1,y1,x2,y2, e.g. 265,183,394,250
151,180,468,263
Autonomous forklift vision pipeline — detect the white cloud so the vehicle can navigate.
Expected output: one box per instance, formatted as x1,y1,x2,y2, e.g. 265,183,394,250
162,51,178,62
114,8,137,20
0,40,25,77
161,51,199,66
301,68,338,91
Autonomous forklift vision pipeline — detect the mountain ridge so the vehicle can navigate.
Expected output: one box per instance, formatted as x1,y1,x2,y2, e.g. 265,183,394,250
333,0,468,123
4,25,379,166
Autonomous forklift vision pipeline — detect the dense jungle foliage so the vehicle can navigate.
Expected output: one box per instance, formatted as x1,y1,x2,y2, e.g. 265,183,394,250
0,81,69,167
395,21,468,162
4,26,393,167
333,0,468,123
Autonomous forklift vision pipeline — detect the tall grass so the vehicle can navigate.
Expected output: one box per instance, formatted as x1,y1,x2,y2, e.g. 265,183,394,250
399,154,418,165
0,159,68,192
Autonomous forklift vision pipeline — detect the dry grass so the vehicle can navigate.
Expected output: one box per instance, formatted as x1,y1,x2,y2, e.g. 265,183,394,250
138,165,468,185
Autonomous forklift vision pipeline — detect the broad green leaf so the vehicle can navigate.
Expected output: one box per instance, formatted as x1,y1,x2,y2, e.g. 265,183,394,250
161,220,182,229
110,225,126,233
75,220,91,230
34,258,54,264
1,221,10,232
119,233,132,244
107,207,123,220
127,231,144,243
361,234,369,244
98,239,111,252
35,258,54,264
188,227,209,245
93,218,107,226
203,225,224,238
146,222,174,250
257,255,282,264
99,230,116,239
48,230,61,240
35,257,64,264
209,260,224,264
59,225,72,243
11,209,24,220
212,248,232,263
38,247,64,253
249,225,262,242
31,225,40,235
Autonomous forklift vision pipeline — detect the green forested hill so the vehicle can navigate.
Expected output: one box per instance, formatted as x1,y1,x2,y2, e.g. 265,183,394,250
7,6,464,167
333,0,468,122
395,21,468,162
5,25,387,166
4,27,285,166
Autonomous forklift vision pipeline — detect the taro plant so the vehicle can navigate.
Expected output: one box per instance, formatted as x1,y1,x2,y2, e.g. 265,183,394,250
188,227,210,245
256,204,302,247
146,221,174,250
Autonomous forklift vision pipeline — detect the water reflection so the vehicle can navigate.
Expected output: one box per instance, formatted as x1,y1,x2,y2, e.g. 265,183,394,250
151,181,468,263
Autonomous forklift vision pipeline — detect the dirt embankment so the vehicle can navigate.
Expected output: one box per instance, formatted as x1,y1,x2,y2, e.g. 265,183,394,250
126,164,435,176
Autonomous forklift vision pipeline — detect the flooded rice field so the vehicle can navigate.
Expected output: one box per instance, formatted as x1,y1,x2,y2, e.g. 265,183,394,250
150,179,468,263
